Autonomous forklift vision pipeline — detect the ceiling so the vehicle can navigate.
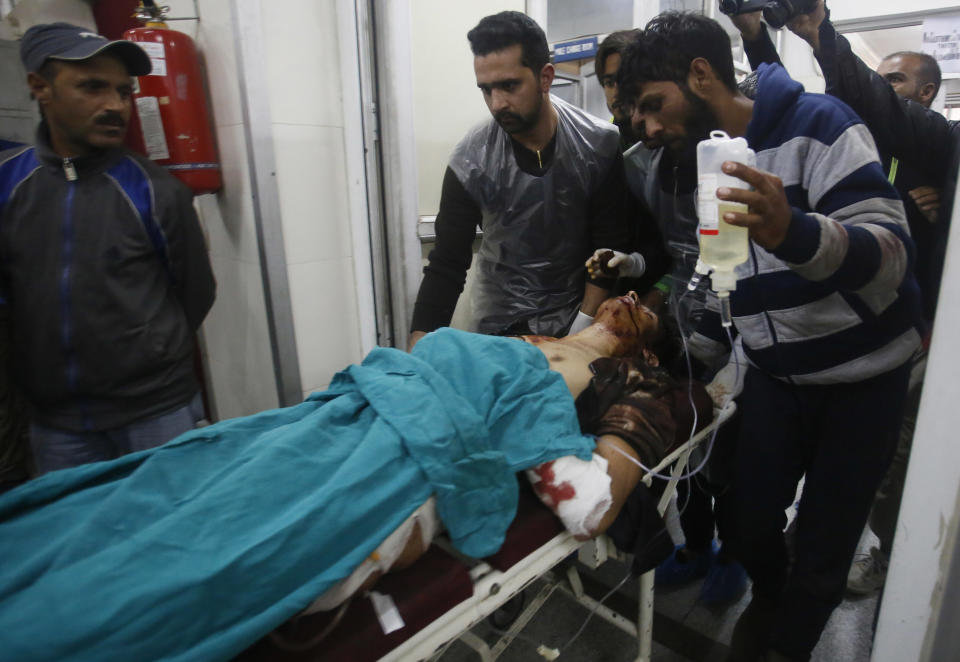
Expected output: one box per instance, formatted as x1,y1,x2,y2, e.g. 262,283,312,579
846,25,925,70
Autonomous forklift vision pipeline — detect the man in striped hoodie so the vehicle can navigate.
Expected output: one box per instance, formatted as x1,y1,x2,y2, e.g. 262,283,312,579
620,12,922,662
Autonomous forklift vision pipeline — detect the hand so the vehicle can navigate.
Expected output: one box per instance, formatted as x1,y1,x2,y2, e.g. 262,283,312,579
716,161,793,251
407,330,427,352
909,186,941,224
786,0,826,54
585,249,645,279
730,10,764,42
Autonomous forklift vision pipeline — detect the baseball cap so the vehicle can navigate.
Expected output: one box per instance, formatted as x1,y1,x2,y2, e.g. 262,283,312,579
20,22,152,76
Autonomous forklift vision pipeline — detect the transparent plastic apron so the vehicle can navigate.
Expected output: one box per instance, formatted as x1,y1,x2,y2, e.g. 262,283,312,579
625,145,705,331
449,96,618,336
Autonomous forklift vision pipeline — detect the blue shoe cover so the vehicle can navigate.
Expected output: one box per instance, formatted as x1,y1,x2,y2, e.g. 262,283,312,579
700,556,748,604
655,541,716,586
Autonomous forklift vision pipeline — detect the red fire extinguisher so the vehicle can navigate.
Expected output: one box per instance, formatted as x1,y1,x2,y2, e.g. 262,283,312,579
124,2,222,195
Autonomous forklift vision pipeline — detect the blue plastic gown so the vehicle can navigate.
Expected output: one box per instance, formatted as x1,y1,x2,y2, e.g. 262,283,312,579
0,328,594,662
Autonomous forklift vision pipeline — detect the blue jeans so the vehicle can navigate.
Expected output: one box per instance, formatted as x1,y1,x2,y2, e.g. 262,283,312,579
30,394,204,475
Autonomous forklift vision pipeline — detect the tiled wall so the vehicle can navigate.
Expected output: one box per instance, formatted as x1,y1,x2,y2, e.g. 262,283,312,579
167,0,280,419
260,0,363,399
411,0,525,217
177,0,365,410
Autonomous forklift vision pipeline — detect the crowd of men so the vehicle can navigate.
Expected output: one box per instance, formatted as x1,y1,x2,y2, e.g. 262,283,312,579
410,3,952,661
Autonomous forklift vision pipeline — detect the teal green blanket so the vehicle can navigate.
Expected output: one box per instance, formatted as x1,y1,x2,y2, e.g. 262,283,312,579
0,328,593,662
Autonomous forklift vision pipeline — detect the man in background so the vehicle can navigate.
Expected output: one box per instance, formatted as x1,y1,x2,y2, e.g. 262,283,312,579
596,29,642,149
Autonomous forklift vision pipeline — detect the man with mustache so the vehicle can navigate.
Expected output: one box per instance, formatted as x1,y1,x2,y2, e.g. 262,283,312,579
0,23,215,474
408,11,633,348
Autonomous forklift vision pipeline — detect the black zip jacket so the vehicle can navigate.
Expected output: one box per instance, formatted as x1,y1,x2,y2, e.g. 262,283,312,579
0,125,216,431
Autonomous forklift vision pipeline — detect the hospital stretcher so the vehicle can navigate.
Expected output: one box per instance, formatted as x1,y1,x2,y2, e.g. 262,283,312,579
238,400,737,662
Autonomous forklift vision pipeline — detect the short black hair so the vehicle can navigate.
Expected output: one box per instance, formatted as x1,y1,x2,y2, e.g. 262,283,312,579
884,51,942,98
618,11,738,104
467,11,550,76
595,29,641,83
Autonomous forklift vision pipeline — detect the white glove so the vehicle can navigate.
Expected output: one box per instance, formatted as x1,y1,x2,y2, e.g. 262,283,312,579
567,311,593,335
585,249,646,279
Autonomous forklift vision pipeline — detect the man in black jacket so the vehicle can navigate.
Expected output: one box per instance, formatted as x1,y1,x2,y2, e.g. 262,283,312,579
734,3,955,324
0,23,216,474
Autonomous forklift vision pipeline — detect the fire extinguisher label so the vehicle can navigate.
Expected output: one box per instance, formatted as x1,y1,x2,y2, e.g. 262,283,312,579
139,42,165,59
136,43,167,77
148,59,167,76
137,42,168,77
135,97,171,161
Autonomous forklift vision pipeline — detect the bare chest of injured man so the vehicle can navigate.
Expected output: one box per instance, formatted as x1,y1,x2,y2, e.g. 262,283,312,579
519,291,661,400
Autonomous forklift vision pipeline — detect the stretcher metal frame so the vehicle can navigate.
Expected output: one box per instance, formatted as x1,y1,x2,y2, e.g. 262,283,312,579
378,400,738,662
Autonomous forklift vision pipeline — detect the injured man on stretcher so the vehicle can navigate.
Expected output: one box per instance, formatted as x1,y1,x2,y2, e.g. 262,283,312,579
0,292,712,662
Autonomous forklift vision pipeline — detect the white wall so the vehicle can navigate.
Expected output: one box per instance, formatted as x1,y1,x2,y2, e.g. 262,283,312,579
411,0,524,217
155,0,281,420
165,0,366,407
873,184,960,662
3,0,93,33
259,1,364,399
831,1,960,21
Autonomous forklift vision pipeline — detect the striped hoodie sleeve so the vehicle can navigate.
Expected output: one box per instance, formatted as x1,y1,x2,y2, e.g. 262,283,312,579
769,122,912,315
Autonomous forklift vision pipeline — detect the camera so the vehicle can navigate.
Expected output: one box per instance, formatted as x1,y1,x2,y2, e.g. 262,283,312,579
719,0,818,29
718,0,766,16
761,0,818,29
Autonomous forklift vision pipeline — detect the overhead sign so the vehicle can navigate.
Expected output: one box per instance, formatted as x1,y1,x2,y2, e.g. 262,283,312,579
922,16,960,74
552,36,598,63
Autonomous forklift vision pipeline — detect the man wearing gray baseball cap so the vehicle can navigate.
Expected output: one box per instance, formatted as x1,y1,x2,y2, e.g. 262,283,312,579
0,23,216,476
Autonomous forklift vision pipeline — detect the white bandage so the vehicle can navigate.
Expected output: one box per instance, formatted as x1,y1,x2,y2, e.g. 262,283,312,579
305,497,439,613
526,454,612,538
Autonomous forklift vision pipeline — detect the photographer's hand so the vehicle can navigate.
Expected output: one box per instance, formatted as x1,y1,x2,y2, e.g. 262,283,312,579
786,0,827,55
729,9,764,42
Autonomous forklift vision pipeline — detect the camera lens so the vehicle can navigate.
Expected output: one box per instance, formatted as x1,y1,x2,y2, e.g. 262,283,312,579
762,0,792,29
718,0,741,15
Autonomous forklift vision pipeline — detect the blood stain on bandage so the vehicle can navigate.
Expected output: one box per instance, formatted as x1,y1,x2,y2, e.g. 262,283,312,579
531,461,576,506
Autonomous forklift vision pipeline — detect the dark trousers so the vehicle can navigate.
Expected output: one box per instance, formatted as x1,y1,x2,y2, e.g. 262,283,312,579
869,358,924,554
678,406,740,553
733,363,909,660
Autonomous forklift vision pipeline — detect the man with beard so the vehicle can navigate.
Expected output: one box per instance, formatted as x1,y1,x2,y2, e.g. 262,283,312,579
408,11,632,348
587,28,751,607
731,0,950,601
621,12,921,661
0,23,215,473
